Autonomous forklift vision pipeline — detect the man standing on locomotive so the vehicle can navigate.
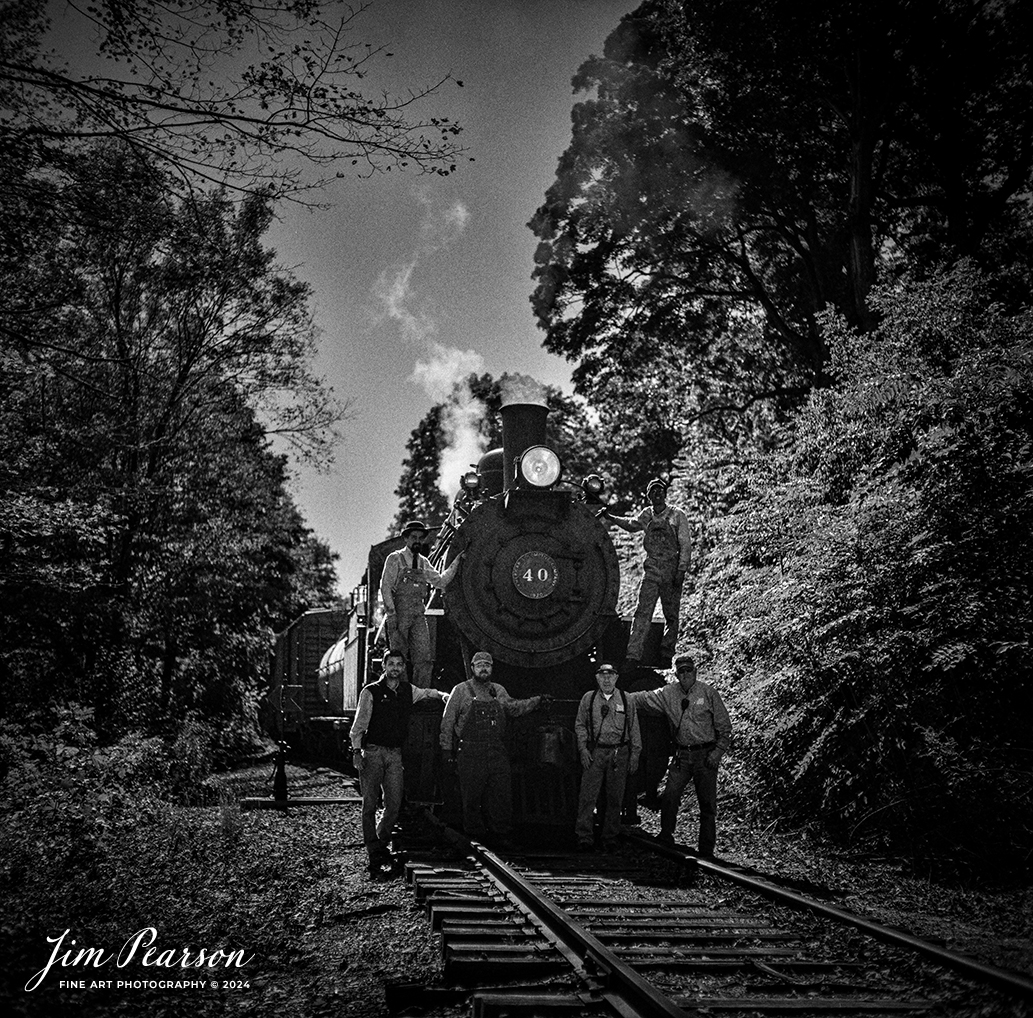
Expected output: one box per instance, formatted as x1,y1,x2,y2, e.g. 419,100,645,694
380,519,461,688
439,651,549,850
629,655,732,857
350,650,445,876
574,662,641,852
603,478,691,669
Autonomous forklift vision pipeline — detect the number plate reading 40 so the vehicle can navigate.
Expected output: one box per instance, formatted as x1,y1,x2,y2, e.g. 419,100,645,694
512,551,559,599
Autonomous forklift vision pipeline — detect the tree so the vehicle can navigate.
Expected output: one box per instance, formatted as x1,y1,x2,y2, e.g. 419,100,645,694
692,265,1033,869
0,0,466,204
0,143,341,748
530,0,1033,434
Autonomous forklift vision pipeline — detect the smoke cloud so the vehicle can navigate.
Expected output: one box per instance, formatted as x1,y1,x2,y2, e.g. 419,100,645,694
500,372,548,407
374,194,488,500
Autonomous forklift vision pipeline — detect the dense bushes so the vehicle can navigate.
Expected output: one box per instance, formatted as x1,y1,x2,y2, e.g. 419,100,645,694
688,268,1033,873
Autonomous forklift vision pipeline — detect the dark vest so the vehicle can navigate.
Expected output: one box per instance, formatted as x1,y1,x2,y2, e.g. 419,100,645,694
363,679,414,748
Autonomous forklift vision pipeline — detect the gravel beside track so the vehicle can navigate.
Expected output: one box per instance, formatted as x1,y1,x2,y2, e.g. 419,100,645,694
218,761,1033,1018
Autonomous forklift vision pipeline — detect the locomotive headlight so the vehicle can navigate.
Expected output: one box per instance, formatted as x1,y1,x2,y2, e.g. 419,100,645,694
518,446,562,488
583,474,605,497
460,470,481,493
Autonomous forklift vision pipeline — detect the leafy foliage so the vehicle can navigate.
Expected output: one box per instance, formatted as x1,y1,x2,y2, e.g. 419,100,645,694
692,267,1033,871
530,0,1033,509
0,0,466,202
0,145,341,754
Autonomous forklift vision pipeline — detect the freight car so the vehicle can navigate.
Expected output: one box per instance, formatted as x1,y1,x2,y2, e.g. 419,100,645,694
267,394,672,827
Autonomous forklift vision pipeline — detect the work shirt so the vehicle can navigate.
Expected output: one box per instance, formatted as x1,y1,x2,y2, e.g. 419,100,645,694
629,679,732,753
350,681,442,750
575,690,642,757
439,680,541,751
380,548,460,614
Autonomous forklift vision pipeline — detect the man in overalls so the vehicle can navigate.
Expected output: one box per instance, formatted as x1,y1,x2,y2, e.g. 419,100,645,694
380,519,461,687
604,478,692,668
439,651,548,849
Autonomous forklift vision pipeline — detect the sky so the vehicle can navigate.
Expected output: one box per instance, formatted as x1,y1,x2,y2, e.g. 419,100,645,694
263,0,635,596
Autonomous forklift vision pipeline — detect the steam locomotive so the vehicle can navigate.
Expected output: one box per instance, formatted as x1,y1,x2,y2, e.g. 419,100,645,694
268,395,670,826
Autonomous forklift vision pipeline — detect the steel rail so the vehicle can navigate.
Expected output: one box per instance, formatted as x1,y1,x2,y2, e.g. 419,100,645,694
471,841,698,1018
625,830,1033,1002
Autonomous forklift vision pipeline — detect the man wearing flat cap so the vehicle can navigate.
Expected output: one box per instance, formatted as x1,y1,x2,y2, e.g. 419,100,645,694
380,519,461,687
603,478,691,669
629,655,731,856
439,651,549,848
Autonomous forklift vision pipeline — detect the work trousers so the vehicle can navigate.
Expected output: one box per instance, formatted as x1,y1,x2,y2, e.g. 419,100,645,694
659,748,719,856
359,744,404,860
456,741,512,841
575,745,631,844
386,610,433,687
626,567,681,661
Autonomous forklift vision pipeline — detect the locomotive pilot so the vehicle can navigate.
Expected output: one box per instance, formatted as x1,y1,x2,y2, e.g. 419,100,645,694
628,655,732,857
380,519,462,687
439,651,550,850
602,478,691,669
350,650,445,876
574,662,641,852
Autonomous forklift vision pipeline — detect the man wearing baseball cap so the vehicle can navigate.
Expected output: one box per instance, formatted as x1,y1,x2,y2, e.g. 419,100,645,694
573,662,641,852
439,651,550,849
602,478,691,669
629,655,731,856
380,519,462,687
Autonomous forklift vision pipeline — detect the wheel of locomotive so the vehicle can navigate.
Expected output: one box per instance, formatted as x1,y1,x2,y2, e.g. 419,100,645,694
444,490,620,668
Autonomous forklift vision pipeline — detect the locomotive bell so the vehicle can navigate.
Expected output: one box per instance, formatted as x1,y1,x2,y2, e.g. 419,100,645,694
500,401,549,491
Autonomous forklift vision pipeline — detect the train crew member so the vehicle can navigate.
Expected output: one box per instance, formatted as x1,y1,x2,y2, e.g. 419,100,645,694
574,662,641,852
350,650,445,876
380,518,461,688
628,655,731,857
602,478,691,669
439,651,549,850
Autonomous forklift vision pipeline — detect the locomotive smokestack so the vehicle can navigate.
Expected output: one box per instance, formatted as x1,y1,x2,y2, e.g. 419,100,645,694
499,375,549,492
500,402,549,491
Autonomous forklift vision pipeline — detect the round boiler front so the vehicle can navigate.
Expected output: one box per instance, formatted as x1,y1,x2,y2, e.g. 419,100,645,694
444,490,620,668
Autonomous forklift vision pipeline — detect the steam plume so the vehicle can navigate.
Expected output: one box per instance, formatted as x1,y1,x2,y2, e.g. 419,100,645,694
500,372,548,407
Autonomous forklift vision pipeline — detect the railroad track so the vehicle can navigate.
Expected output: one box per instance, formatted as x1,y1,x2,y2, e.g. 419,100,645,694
384,818,1033,1018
